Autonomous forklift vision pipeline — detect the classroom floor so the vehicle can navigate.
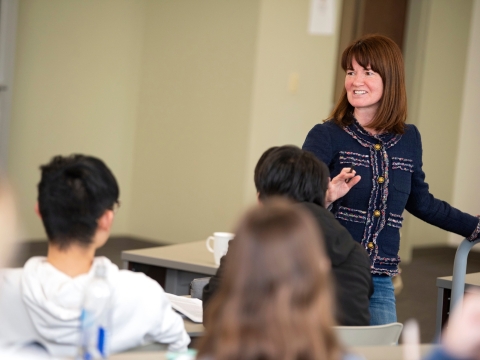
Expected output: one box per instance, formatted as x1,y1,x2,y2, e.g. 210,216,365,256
9,237,480,344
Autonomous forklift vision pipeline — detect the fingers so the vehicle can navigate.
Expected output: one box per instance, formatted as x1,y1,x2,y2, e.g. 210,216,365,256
333,167,356,181
340,167,357,184
346,175,361,188
341,167,355,176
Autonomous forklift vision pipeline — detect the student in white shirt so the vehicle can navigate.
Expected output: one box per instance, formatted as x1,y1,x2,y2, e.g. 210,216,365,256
0,155,190,357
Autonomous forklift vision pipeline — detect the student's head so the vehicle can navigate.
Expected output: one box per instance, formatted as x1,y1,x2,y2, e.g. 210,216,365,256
37,155,119,250
254,145,329,207
329,34,407,134
198,199,341,360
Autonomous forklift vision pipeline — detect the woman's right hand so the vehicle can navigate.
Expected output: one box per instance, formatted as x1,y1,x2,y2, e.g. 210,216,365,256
325,167,361,207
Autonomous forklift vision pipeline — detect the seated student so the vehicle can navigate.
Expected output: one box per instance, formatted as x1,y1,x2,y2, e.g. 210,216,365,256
197,199,360,360
0,155,189,357
203,145,373,326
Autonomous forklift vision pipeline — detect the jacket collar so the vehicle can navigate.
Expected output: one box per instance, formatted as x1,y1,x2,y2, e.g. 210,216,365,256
344,115,402,149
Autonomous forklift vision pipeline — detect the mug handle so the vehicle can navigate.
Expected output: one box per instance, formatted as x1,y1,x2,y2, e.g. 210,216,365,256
206,236,215,253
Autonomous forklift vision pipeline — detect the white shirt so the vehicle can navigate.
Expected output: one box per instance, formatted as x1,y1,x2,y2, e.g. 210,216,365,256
0,256,190,357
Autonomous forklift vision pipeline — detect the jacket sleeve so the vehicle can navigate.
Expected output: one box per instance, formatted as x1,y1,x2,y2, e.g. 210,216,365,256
405,125,480,241
302,124,334,166
333,237,373,326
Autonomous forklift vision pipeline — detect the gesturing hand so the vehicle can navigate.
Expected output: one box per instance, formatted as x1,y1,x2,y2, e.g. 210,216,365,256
325,167,361,207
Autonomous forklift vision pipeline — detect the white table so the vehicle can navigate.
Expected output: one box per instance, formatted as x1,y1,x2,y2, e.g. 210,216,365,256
122,241,217,295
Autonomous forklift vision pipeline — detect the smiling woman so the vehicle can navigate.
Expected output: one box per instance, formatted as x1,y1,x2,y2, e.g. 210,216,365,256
345,59,384,132
302,34,480,326
330,35,407,135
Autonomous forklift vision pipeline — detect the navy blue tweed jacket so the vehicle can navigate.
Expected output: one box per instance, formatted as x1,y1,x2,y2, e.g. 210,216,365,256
303,120,480,275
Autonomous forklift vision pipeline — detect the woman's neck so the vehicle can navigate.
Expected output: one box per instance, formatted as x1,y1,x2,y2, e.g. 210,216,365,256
353,108,381,135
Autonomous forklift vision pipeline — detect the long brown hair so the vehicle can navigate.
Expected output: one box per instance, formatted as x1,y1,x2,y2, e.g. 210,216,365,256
197,199,342,360
329,34,407,134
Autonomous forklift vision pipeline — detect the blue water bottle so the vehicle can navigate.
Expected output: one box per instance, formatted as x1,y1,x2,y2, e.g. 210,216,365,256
80,264,112,359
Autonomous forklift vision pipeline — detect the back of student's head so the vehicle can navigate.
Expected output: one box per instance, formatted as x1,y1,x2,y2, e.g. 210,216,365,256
198,199,341,360
254,145,329,207
37,155,119,249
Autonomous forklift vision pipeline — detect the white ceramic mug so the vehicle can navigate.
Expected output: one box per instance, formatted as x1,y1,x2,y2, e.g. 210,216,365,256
206,232,235,265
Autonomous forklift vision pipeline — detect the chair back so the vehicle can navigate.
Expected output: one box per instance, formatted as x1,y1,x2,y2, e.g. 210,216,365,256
335,322,403,347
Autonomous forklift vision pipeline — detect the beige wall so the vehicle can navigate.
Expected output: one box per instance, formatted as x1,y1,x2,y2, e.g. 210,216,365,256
242,0,342,205
128,0,342,243
8,0,479,249
9,0,341,244
401,0,474,251
9,0,145,239
449,0,480,246
127,0,259,243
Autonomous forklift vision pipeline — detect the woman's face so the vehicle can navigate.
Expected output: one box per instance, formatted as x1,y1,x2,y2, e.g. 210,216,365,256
345,58,384,115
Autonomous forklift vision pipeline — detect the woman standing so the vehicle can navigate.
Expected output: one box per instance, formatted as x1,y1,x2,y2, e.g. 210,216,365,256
303,34,480,325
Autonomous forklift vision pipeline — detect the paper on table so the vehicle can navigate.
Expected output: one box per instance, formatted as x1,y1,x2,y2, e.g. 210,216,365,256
165,293,203,323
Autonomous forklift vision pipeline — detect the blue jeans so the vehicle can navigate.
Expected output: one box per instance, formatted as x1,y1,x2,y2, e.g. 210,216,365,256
369,275,397,325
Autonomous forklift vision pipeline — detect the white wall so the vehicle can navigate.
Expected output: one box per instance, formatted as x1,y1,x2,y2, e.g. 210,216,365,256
9,0,341,244
9,0,145,239
128,0,342,244
8,0,478,249
242,0,342,205
127,0,259,243
402,0,474,249
449,0,480,246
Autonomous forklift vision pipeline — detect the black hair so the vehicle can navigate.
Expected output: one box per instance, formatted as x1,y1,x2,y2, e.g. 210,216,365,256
37,154,119,249
254,145,329,207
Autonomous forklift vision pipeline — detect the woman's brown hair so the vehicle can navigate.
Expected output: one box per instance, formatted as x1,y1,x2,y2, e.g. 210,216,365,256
329,34,407,134
197,199,342,360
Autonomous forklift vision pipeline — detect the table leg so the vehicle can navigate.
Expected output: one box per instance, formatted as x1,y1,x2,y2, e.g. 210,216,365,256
435,287,451,338
165,269,179,294
127,261,168,288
